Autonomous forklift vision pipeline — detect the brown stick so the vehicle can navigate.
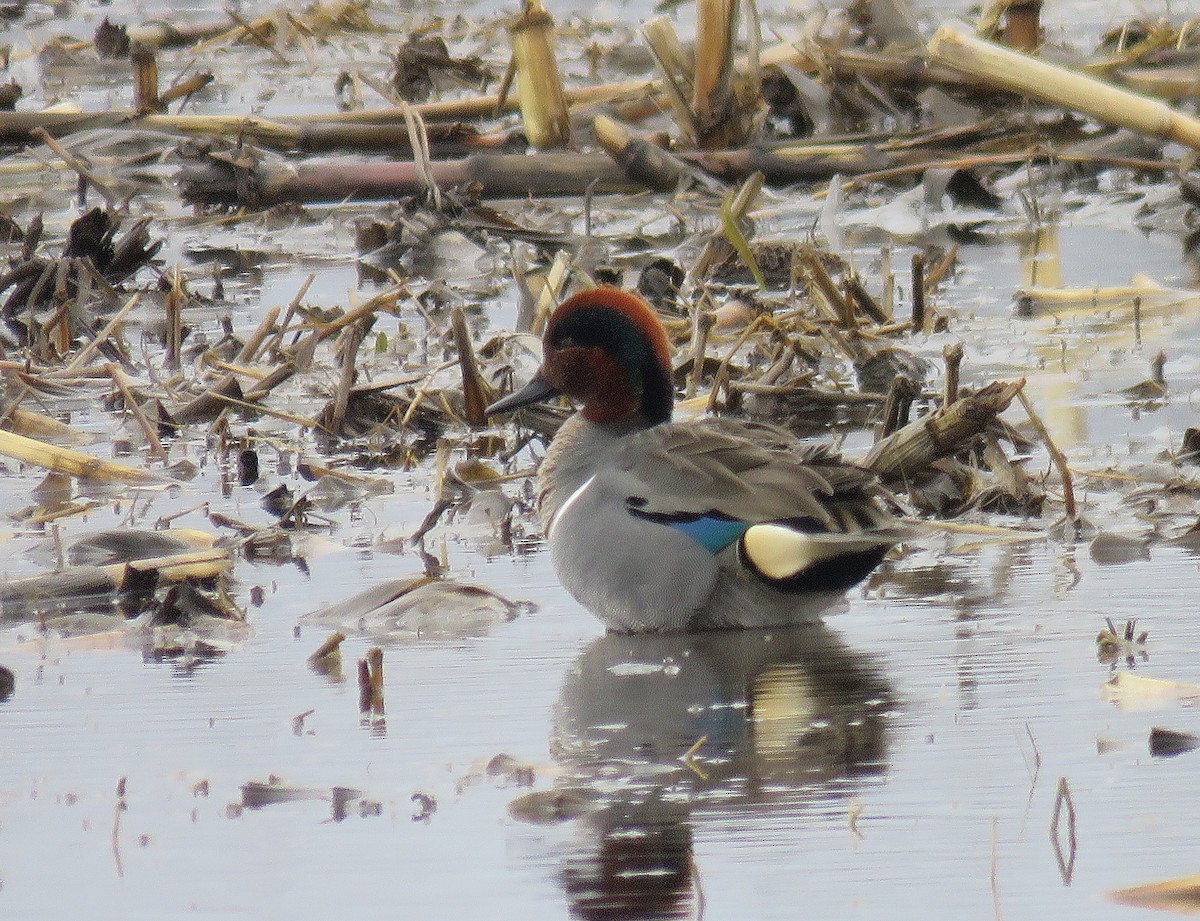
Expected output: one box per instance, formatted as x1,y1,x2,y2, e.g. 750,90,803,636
1016,388,1077,522
30,128,120,207
879,376,919,439
328,329,359,436
911,252,926,334
165,267,182,370
450,307,490,428
943,342,964,408
180,151,636,208
130,42,161,113
592,114,689,191
107,364,167,460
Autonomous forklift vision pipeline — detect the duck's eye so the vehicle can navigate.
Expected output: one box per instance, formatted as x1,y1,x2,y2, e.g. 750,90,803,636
557,336,576,349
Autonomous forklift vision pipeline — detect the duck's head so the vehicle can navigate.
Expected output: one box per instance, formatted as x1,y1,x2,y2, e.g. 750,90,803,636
487,286,675,425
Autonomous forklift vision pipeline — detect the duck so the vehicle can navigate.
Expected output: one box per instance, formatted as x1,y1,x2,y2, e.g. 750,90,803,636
486,286,902,632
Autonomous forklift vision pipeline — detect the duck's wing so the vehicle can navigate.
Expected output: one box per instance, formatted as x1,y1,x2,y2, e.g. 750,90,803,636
612,417,885,530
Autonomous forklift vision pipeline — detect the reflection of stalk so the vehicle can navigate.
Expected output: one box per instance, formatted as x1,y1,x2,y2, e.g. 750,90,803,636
111,776,127,879
1049,777,1077,885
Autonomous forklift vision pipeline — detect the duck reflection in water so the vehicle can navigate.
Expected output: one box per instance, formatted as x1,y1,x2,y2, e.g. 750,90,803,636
510,625,893,920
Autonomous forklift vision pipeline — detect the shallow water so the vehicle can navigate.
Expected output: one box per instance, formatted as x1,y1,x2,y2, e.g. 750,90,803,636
4,0,1200,918
6,540,1200,919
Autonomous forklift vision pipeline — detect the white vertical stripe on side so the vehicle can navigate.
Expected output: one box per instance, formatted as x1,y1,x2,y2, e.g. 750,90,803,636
546,474,597,542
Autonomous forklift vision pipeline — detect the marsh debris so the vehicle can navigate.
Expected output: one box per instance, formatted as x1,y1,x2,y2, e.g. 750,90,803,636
1096,617,1148,667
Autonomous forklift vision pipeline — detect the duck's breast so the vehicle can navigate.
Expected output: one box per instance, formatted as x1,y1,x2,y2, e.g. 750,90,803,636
548,470,719,632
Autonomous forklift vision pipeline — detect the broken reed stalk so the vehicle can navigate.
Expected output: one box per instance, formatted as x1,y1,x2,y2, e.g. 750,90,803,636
880,247,894,319
879,376,919,439
367,646,384,716
307,632,345,675
928,26,1200,151
925,245,959,291
802,248,856,327
112,776,127,879
0,548,232,610
592,114,689,191
181,152,637,208
1000,0,1042,51
264,273,315,361
114,548,231,584
165,267,182,370
692,0,741,148
450,307,490,427
991,817,1003,921
863,378,1026,480
309,633,345,661
357,657,372,714
685,299,714,400
108,364,167,460
508,0,570,149
943,342,964,408
1016,388,1077,522
844,275,890,325
233,304,280,364
30,128,119,207
0,428,162,484
642,16,698,140
130,42,160,113
328,319,362,435
158,72,215,109
911,252,926,333
66,292,140,374
0,402,79,441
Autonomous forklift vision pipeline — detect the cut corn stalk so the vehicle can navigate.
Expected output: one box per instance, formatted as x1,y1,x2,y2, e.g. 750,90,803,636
928,26,1200,151
0,429,162,485
508,0,571,149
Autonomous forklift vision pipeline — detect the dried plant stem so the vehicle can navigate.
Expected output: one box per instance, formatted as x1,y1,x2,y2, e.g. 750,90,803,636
508,0,571,149
991,817,1004,921
130,42,160,113
329,318,364,435
911,252,926,333
864,379,1025,480
693,0,740,147
234,305,280,365
66,293,140,374
450,307,490,428
592,114,689,191
943,342,964,408
642,16,697,138
30,128,120,206
108,364,167,459
0,428,161,484
929,26,1200,151
112,777,127,879
165,266,182,370
803,248,856,327
1016,388,1077,521
686,299,714,400
879,376,919,439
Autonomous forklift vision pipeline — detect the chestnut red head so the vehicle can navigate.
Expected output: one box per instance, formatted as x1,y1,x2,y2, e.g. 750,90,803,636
486,287,675,425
